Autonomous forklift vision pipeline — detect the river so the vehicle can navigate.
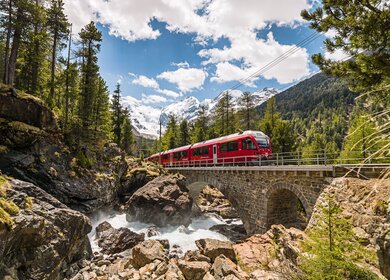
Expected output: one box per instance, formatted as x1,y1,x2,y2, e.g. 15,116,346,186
88,211,242,254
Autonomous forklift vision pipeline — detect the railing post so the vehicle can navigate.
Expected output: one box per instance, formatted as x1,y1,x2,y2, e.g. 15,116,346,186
298,151,300,166
281,156,284,166
317,154,319,165
259,155,262,167
324,149,327,166
340,153,342,165
276,153,279,166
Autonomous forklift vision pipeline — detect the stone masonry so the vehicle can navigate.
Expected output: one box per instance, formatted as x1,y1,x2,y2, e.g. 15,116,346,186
173,168,333,234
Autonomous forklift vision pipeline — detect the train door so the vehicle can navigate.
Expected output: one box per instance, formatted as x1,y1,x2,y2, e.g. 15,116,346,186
213,145,218,165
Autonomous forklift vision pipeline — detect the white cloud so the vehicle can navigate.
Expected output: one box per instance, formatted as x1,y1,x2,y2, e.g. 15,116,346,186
324,48,350,62
141,94,168,104
131,74,160,89
157,67,208,93
206,32,310,84
171,61,190,68
64,0,312,85
157,89,181,98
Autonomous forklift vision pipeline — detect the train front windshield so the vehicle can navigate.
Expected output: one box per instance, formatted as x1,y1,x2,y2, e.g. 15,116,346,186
256,137,270,148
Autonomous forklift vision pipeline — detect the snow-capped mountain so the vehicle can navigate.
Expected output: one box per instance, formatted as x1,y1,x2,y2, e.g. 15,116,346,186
123,88,278,138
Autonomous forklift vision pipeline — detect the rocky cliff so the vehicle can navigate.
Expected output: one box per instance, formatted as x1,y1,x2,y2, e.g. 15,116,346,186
0,176,92,280
0,89,130,213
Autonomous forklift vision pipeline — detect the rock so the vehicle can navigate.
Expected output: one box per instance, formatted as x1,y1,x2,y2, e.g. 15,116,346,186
203,271,216,280
211,255,246,280
196,185,239,219
249,269,282,280
308,178,390,279
195,239,236,262
163,259,186,280
125,174,192,227
178,259,211,280
209,224,247,242
233,225,304,274
0,179,92,279
95,221,144,255
145,225,161,237
119,157,166,198
0,90,59,132
170,244,184,258
130,240,168,269
184,250,211,263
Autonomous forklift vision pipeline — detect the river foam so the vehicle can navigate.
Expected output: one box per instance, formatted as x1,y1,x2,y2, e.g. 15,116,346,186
88,211,242,254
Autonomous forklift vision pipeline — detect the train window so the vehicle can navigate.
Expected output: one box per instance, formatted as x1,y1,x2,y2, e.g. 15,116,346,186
182,150,188,158
193,146,208,156
220,142,228,153
163,154,168,160
174,152,181,159
220,141,238,152
242,138,257,150
256,138,269,148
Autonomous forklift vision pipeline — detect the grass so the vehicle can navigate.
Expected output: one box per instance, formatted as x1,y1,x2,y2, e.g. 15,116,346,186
0,176,20,230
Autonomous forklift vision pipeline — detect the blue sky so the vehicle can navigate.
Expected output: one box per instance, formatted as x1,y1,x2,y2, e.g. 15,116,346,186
64,0,338,108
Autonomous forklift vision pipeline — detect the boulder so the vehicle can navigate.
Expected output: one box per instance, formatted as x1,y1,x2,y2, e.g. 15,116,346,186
249,269,282,280
178,259,211,280
0,178,92,279
95,221,144,255
125,174,192,226
211,255,246,280
209,224,247,242
184,250,211,263
196,185,239,219
195,239,236,262
130,240,168,269
233,225,304,274
0,90,59,132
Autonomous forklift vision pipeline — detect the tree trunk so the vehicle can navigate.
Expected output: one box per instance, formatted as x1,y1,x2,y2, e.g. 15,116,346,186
49,28,58,107
7,8,23,86
3,0,12,84
64,25,72,131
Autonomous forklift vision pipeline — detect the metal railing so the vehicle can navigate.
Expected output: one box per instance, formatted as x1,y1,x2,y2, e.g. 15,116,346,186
164,149,390,168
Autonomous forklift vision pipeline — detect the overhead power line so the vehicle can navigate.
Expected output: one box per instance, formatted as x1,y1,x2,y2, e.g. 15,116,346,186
220,31,324,94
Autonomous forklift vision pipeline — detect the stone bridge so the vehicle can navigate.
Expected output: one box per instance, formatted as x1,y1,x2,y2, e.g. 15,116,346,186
168,164,387,234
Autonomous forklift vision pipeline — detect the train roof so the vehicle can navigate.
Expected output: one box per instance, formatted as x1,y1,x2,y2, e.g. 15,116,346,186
192,130,268,148
163,144,192,154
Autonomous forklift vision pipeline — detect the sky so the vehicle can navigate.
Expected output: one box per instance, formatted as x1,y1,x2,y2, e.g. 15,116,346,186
63,0,343,110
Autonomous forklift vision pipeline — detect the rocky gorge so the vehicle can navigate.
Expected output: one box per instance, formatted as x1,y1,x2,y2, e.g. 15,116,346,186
0,90,389,279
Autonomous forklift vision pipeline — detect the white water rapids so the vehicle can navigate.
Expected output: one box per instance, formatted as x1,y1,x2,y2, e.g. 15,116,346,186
88,212,242,254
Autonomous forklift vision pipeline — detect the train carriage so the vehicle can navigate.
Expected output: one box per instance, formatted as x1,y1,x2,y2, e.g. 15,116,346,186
146,130,272,167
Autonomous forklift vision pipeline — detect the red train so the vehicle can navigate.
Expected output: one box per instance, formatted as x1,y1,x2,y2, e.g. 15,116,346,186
146,130,272,167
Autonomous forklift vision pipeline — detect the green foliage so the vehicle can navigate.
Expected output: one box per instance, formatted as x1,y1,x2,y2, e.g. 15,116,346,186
213,91,236,136
301,0,389,92
300,194,377,280
162,114,178,150
77,150,94,168
260,97,295,153
178,119,189,147
0,176,19,230
237,91,257,130
121,116,134,154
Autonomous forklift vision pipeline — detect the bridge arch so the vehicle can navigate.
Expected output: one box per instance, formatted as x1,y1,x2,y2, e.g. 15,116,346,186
265,182,311,230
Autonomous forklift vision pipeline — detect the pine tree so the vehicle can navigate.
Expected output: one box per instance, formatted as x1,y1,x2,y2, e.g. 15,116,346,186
341,114,381,163
121,115,133,155
111,82,123,145
178,119,189,147
78,21,102,130
47,0,69,107
238,91,256,130
162,114,178,150
300,194,377,279
213,91,235,136
272,120,295,153
301,1,389,92
260,97,280,138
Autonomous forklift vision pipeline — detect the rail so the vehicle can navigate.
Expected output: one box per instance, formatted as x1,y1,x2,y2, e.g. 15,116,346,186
163,149,390,168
